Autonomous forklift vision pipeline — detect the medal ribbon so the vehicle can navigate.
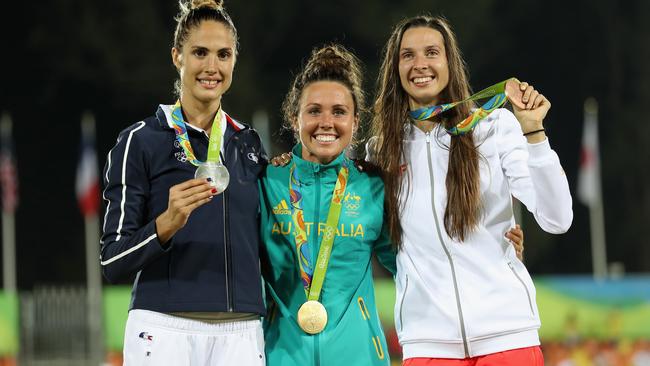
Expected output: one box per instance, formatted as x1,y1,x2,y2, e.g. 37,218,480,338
289,161,349,301
170,100,224,166
409,78,516,136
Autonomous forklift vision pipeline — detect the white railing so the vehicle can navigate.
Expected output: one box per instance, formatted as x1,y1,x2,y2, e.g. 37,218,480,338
19,286,104,366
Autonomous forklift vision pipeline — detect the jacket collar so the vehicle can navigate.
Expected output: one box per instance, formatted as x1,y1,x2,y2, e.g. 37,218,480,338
407,121,449,142
290,144,348,184
156,104,247,142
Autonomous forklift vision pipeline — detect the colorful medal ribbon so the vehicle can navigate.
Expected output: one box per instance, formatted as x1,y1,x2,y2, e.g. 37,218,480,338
409,78,517,136
289,160,349,300
169,100,223,165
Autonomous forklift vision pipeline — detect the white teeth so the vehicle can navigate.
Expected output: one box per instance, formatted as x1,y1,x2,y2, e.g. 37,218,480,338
315,135,337,142
199,80,219,86
413,76,433,84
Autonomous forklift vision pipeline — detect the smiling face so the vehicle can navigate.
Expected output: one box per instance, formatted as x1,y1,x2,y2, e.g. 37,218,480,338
172,20,236,107
398,26,449,109
295,81,358,165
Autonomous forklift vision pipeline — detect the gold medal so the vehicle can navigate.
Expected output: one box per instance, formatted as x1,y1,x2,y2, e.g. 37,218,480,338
297,300,328,334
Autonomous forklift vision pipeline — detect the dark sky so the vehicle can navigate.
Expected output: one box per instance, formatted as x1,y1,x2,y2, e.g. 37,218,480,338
1,0,649,288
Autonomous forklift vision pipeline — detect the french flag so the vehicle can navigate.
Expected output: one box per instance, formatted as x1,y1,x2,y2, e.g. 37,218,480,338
76,112,100,217
0,113,18,214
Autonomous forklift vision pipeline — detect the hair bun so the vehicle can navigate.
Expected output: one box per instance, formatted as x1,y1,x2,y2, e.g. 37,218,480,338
303,44,355,81
190,0,223,10
283,43,365,137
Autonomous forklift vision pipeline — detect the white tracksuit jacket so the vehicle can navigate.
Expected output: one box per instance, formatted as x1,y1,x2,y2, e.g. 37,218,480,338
385,109,572,359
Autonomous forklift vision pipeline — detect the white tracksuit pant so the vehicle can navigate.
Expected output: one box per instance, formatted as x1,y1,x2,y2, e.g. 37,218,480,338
123,310,265,366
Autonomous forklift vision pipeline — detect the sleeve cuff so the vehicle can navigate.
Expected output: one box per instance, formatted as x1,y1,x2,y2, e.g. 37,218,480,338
527,137,558,166
149,219,173,252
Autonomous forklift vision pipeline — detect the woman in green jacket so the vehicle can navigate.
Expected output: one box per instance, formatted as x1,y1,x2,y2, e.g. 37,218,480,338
259,44,395,366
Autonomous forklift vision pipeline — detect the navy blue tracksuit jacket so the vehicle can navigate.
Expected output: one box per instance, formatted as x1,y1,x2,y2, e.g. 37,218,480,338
100,104,267,315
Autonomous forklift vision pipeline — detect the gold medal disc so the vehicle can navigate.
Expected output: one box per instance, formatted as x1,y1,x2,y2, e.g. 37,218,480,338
297,300,328,334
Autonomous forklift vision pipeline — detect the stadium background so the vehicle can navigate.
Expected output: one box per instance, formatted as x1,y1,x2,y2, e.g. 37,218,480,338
1,0,649,365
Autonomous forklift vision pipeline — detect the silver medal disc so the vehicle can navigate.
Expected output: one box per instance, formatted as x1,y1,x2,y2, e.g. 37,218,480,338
195,162,230,194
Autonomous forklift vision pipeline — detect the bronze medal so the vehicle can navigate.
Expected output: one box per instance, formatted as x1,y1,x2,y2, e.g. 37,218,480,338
504,78,527,110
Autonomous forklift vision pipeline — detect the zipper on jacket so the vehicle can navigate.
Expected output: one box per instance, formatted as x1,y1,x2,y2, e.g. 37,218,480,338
223,189,234,312
508,262,535,316
211,125,252,313
219,138,234,312
398,275,409,332
314,333,321,366
425,131,470,357
313,172,321,260
313,170,321,366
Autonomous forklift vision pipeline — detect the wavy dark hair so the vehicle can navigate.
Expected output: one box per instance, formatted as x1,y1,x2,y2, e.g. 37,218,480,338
371,15,480,246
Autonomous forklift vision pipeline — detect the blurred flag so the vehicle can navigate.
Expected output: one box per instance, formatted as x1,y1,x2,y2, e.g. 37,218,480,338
76,112,100,217
577,98,600,207
578,98,608,278
0,113,18,214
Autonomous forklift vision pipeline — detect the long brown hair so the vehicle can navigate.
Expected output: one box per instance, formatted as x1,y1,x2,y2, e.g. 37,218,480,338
371,15,481,246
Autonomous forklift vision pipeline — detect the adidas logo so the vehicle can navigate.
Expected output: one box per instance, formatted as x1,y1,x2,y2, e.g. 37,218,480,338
272,200,291,215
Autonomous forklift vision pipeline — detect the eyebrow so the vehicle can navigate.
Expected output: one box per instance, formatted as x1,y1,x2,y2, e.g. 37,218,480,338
304,103,350,109
401,44,441,51
189,45,209,52
189,45,233,52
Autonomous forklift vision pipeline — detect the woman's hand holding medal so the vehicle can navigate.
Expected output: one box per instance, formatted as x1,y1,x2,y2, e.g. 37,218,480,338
155,178,217,244
510,80,551,143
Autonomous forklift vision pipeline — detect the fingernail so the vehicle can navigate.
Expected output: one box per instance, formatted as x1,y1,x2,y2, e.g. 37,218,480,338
211,188,217,194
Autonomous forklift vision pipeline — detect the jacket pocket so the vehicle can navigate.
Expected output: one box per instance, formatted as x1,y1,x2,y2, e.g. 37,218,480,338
357,296,386,361
395,274,409,332
507,261,535,316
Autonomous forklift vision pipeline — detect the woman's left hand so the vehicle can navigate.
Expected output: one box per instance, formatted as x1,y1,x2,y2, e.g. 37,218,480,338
506,224,525,261
270,152,292,167
512,81,551,139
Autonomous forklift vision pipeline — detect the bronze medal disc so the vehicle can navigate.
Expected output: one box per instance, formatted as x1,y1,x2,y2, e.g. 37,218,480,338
504,79,527,110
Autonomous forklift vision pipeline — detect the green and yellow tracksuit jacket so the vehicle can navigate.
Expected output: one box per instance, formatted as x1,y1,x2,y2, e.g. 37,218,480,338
259,146,396,366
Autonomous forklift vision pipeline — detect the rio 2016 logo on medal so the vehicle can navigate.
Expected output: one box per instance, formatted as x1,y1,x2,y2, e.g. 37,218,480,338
297,300,328,335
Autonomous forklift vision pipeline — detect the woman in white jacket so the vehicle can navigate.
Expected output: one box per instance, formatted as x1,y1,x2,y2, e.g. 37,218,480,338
368,15,572,366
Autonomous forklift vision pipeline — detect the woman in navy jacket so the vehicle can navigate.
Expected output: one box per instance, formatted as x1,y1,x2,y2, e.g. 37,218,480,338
99,1,267,365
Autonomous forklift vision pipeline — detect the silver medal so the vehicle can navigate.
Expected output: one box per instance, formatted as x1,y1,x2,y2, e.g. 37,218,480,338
195,161,230,194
